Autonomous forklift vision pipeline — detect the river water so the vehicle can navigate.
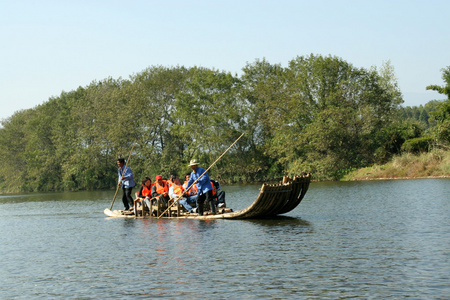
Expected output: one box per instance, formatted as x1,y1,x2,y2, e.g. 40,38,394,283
1,179,449,299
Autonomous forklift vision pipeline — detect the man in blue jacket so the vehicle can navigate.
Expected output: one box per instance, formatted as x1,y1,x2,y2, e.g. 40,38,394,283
117,158,136,211
184,159,216,216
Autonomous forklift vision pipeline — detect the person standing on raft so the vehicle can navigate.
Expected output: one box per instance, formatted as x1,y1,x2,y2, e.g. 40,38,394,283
184,159,216,216
117,158,136,211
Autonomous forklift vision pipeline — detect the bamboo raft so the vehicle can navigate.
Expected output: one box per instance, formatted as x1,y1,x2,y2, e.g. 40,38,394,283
104,173,311,219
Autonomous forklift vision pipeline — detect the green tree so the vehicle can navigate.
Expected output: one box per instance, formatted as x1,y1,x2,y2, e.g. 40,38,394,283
239,58,288,178
274,55,402,179
2,57,431,192
427,66,450,145
173,67,247,180
419,109,429,125
130,66,191,178
426,66,450,100
0,110,34,192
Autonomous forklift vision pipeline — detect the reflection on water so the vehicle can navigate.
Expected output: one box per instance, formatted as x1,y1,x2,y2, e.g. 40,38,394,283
241,215,311,227
0,179,449,299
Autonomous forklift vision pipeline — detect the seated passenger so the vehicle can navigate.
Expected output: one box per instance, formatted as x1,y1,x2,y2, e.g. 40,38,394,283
211,179,226,208
183,173,198,203
135,177,153,211
151,175,170,207
166,174,175,189
169,175,196,213
217,190,226,208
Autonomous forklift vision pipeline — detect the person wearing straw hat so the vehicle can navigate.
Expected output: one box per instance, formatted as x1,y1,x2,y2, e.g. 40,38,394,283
184,159,216,216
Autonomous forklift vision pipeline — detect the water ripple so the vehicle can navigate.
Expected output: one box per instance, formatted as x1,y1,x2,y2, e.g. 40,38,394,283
0,180,449,299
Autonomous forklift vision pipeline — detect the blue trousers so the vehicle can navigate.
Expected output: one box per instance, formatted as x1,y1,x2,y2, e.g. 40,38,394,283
179,195,197,213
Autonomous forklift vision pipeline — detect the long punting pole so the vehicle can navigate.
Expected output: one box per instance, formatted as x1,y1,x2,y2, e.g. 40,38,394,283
109,141,137,210
157,132,245,219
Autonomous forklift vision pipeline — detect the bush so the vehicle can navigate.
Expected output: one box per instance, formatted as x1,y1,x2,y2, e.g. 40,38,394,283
401,136,433,153
436,120,450,145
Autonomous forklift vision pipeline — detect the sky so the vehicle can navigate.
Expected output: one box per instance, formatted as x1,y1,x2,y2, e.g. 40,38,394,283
1,0,449,122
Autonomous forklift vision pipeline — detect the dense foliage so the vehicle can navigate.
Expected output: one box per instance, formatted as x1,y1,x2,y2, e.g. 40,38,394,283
1,56,448,192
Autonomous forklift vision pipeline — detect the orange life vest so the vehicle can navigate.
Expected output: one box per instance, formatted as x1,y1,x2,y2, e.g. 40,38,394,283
141,184,152,197
183,181,197,196
155,181,168,195
172,183,184,196
210,181,216,196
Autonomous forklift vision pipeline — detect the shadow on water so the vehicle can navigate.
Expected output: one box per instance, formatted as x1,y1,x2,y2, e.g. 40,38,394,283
108,214,312,233
234,215,314,235
115,214,310,228
239,215,311,227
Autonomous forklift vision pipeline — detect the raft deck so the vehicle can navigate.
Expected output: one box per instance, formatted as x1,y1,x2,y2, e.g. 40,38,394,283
104,174,311,219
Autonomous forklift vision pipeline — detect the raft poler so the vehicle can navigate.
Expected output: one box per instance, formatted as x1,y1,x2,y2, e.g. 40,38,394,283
184,159,217,216
117,158,135,211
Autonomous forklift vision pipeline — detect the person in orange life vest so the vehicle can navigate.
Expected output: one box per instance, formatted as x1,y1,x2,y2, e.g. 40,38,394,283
211,179,223,207
183,159,216,216
151,175,170,207
168,175,184,199
136,177,152,210
166,174,175,189
137,177,152,198
169,175,196,213
183,173,198,199
211,179,226,208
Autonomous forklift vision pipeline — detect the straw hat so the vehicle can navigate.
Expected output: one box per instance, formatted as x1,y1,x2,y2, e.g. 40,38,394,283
188,159,199,166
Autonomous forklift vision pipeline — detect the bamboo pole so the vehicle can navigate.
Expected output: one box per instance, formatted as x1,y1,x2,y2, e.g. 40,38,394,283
157,132,245,219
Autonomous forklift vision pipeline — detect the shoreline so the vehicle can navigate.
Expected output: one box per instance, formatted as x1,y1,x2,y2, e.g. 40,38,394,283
345,175,450,181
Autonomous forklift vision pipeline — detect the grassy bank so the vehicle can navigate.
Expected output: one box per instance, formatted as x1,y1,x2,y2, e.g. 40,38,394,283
343,149,450,180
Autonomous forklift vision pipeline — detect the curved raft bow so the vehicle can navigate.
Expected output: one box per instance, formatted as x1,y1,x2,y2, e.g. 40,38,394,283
104,174,311,219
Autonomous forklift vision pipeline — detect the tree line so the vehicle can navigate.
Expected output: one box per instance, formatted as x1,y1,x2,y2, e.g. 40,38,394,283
1,54,449,193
